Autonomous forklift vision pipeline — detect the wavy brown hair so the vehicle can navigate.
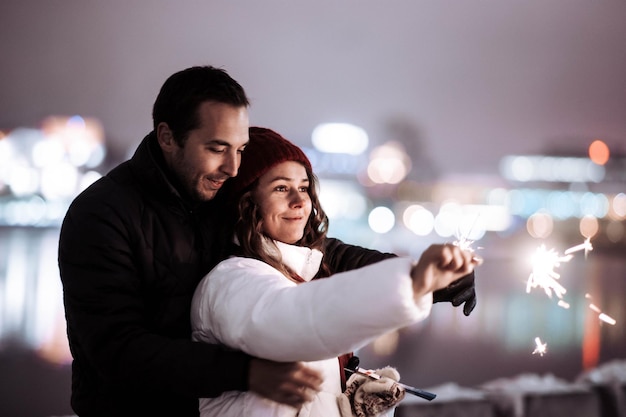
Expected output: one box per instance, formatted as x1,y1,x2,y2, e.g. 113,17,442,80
234,163,330,281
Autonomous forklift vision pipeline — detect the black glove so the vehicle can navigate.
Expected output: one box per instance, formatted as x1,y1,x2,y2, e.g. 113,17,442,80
432,271,476,316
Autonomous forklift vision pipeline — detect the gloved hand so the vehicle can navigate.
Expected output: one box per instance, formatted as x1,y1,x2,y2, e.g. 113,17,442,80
432,271,476,316
337,366,405,417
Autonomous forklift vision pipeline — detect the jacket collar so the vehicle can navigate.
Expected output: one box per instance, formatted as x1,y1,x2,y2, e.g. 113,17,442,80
261,238,323,282
129,131,209,212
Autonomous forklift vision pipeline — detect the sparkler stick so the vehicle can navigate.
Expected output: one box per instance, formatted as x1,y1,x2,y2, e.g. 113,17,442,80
344,356,436,401
344,367,437,401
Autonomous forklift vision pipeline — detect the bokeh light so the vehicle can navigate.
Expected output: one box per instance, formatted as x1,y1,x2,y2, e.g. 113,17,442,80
606,221,624,243
579,215,599,239
402,204,434,236
318,179,368,220
311,123,369,155
367,141,411,185
526,211,554,239
588,139,610,165
611,193,626,219
500,155,605,183
368,206,395,233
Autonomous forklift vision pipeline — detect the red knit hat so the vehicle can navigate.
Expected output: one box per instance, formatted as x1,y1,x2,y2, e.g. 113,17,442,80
227,127,312,199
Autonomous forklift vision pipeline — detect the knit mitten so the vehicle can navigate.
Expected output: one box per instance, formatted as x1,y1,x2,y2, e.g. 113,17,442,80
337,366,405,417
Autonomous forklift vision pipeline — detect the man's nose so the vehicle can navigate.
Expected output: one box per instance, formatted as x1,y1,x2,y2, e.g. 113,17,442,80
222,152,239,177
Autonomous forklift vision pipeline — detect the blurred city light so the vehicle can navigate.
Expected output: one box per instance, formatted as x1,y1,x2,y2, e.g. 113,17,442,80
402,204,435,236
311,123,369,155
318,179,368,220
0,116,106,227
500,155,605,183
611,193,626,219
579,215,599,239
606,221,624,243
527,211,554,239
588,139,610,166
367,141,411,184
368,206,395,233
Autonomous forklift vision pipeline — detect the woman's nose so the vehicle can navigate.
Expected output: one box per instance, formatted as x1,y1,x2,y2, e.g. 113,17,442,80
289,190,304,206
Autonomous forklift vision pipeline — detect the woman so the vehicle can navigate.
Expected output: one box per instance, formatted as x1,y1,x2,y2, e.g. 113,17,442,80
190,127,480,417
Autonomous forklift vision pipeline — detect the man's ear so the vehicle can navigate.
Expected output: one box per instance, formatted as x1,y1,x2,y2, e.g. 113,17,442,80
156,122,177,152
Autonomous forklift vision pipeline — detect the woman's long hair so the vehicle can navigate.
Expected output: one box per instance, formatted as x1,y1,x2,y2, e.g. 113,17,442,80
234,164,330,281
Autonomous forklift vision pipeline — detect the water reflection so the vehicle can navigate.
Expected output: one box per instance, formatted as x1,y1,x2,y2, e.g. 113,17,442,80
0,226,71,365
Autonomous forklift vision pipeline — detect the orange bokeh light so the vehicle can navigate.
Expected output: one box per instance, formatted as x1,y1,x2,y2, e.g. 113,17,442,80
588,139,610,165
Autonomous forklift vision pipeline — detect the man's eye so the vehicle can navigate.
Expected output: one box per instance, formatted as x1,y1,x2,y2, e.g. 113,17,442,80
208,147,226,153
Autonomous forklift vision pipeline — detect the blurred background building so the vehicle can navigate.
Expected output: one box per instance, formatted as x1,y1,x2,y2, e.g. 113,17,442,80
1,1,625,416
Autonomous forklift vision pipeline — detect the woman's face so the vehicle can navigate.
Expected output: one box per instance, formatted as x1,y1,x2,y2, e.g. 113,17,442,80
252,161,312,244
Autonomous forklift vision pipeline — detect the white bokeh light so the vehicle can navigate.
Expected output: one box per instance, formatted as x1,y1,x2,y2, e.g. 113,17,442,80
312,123,369,155
318,179,367,221
368,206,395,234
367,142,411,185
402,205,434,236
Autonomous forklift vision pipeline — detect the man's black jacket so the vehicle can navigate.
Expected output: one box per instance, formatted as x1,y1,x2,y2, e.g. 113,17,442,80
58,132,394,417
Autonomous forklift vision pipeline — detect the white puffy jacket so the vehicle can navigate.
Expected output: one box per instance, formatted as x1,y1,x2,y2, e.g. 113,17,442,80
190,241,433,417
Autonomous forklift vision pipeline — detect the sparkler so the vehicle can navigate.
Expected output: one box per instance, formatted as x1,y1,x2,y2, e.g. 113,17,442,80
532,337,548,356
527,238,597,357
586,294,617,325
563,237,593,258
527,245,569,299
452,215,484,261
344,356,437,401
527,239,594,300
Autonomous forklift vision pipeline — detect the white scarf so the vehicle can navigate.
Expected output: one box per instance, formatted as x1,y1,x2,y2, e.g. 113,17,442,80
261,237,324,282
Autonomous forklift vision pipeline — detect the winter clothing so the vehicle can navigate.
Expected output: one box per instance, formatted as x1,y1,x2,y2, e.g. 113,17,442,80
58,132,395,417
227,126,312,198
58,132,246,416
191,240,433,417
338,367,405,417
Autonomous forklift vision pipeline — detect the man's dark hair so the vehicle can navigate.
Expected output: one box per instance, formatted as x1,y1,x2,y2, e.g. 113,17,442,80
152,65,250,146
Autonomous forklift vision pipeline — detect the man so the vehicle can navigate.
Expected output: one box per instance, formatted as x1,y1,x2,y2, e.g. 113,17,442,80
58,66,476,416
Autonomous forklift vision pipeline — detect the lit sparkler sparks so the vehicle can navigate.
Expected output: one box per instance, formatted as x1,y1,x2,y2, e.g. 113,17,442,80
527,245,569,299
452,218,484,261
527,239,594,300
563,237,593,258
453,235,476,252
586,294,617,325
532,337,547,356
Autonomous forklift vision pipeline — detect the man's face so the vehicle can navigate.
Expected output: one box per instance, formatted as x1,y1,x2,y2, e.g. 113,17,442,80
162,101,249,202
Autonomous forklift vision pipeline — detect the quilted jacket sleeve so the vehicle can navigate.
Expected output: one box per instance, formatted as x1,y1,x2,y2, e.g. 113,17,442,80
322,238,397,275
191,256,432,362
